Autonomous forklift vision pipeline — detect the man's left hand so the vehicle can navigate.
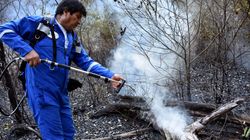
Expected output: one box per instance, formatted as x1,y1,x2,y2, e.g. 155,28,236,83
111,74,123,89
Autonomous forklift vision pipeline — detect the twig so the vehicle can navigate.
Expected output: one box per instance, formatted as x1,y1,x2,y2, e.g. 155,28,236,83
82,128,153,140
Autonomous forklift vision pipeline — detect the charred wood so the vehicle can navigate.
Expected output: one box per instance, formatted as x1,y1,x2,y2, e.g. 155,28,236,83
83,127,152,140
91,95,247,139
6,123,41,139
185,98,245,139
92,96,249,126
164,100,216,113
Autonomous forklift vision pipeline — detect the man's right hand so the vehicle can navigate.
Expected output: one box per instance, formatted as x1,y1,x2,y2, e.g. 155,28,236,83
24,50,40,67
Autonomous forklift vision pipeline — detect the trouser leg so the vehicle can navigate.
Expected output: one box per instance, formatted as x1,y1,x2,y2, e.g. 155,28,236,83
61,104,75,140
27,87,64,140
39,105,64,140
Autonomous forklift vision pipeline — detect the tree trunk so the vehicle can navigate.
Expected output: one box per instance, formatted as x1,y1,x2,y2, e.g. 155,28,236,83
0,40,23,123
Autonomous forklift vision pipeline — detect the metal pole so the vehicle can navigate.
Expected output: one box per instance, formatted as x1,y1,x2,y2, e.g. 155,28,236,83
40,59,126,93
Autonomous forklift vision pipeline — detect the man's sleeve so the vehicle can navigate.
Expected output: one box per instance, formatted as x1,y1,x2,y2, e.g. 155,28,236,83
0,16,41,57
72,43,114,79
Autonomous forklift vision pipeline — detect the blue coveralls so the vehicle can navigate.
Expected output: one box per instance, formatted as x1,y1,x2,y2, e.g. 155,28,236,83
0,16,114,139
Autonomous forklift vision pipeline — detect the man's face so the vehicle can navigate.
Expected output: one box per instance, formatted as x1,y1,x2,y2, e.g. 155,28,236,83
62,11,82,31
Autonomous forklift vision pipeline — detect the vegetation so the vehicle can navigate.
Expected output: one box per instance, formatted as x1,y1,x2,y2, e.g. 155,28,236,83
113,0,250,102
0,0,249,139
0,0,121,138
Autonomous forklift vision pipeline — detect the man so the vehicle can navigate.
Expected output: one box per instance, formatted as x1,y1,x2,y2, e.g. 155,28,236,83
0,0,122,139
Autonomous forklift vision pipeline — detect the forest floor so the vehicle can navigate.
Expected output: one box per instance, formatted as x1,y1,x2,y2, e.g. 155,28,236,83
0,81,162,140
0,63,249,140
70,88,162,140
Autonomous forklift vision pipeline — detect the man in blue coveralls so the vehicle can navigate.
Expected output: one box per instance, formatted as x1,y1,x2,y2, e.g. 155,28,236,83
0,0,123,139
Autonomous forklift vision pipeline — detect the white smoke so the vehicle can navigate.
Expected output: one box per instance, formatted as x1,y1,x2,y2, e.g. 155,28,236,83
150,94,188,139
93,0,192,138
110,35,190,138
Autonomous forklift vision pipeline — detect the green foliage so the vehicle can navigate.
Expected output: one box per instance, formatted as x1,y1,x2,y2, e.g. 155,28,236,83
242,127,250,138
234,0,250,15
87,13,118,43
199,20,216,40
79,10,120,66
80,0,95,6
73,1,121,105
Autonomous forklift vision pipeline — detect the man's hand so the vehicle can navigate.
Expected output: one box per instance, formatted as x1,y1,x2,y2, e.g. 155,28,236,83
24,50,40,67
111,74,123,89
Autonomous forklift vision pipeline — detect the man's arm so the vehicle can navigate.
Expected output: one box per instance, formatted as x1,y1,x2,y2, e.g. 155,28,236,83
72,43,114,78
72,42,123,88
0,16,42,66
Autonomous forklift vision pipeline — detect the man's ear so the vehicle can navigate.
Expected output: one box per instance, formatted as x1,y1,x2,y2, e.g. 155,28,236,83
63,9,69,15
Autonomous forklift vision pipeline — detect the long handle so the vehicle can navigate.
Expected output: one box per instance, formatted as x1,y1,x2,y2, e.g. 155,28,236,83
40,59,125,93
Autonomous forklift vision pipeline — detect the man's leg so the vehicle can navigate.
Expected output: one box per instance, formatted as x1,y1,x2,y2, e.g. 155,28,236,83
38,105,64,139
61,104,75,140
27,87,64,140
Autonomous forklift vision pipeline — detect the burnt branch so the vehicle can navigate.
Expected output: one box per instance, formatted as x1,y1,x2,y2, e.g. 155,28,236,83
91,95,247,139
85,128,152,140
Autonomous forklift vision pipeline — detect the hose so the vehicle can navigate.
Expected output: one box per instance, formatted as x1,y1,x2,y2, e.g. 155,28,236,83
0,57,26,116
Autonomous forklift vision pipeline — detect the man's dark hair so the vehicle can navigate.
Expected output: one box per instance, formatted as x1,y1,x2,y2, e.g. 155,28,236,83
55,0,87,17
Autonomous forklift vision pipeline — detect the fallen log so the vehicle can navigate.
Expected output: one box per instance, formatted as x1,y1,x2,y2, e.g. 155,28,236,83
91,98,249,126
90,102,149,119
185,98,245,139
164,100,216,113
82,127,152,140
117,95,216,113
91,96,247,139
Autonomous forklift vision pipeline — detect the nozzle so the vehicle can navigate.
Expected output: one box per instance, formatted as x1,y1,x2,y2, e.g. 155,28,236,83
115,79,126,93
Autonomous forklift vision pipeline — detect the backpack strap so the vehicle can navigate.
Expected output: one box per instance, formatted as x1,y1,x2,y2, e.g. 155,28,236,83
72,31,81,54
20,17,57,71
31,17,57,69
30,17,53,47
47,19,57,70
72,32,80,47
19,17,57,89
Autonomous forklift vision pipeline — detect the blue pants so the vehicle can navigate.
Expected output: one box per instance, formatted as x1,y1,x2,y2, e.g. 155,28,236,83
27,86,75,140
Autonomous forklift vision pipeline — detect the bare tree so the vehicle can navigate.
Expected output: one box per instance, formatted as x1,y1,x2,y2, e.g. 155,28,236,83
0,0,57,138
74,1,121,106
112,0,204,101
112,0,250,103
191,0,250,104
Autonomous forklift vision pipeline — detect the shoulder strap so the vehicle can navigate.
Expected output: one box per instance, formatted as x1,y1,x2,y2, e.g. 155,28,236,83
72,31,80,48
30,17,52,47
18,17,57,89
32,17,57,69
20,17,57,72
47,19,57,69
